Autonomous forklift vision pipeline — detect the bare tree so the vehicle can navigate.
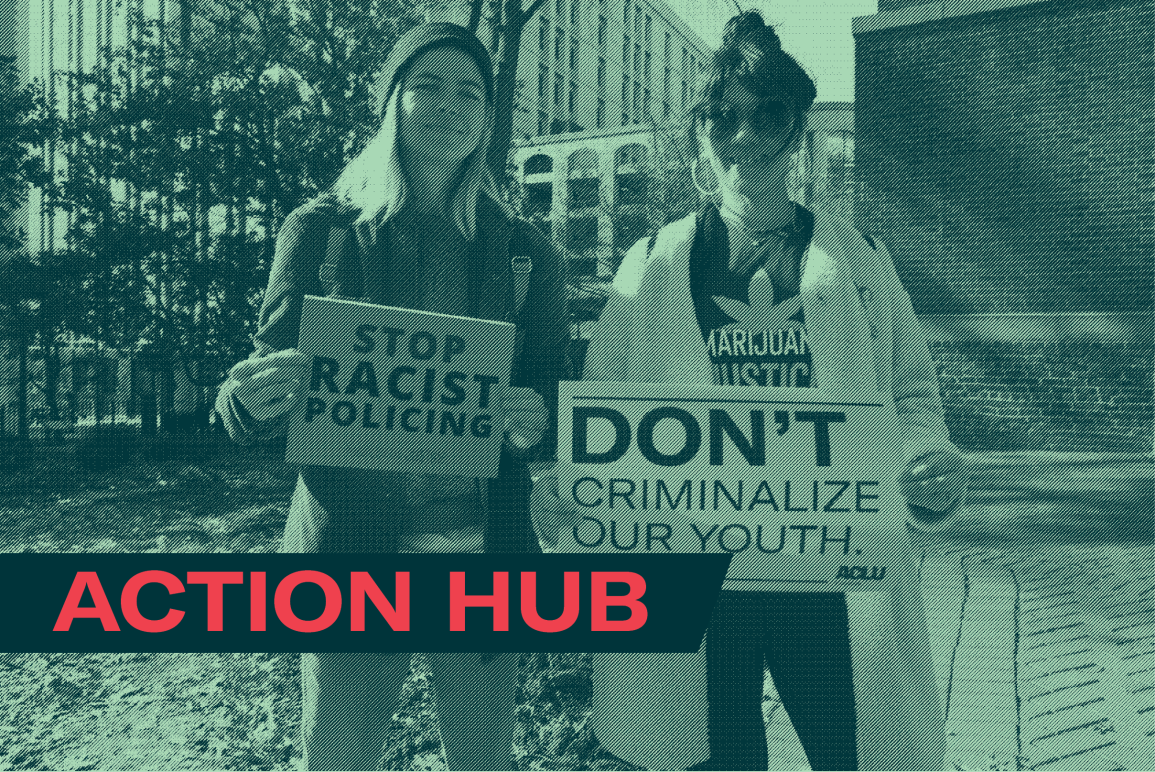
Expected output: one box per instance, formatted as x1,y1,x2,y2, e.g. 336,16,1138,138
474,0,547,184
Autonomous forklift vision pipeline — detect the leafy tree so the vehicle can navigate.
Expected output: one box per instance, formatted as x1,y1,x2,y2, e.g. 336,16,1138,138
0,54,54,440
40,0,420,433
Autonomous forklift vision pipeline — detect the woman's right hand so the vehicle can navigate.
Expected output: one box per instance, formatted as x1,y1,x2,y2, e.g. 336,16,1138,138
229,349,311,423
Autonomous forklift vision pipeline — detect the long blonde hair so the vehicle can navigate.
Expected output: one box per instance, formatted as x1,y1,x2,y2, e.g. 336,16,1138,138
333,84,508,240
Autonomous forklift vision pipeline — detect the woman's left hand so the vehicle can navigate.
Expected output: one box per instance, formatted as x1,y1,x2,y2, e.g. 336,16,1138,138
502,387,547,450
901,449,967,513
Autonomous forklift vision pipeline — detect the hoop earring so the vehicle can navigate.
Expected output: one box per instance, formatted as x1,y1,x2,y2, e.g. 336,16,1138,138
691,157,721,197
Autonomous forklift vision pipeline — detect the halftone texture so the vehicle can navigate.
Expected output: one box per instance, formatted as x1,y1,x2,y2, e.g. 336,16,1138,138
301,651,412,771
370,22,493,116
856,0,1154,452
696,591,857,771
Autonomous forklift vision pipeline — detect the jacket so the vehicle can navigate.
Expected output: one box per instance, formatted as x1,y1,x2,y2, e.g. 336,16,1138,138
583,206,959,770
215,195,571,554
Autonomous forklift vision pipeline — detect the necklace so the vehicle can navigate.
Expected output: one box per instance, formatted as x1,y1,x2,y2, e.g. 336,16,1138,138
722,204,802,276
741,204,801,247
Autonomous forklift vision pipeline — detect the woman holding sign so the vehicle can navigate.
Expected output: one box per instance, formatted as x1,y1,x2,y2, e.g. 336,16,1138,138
215,23,570,771
545,11,966,772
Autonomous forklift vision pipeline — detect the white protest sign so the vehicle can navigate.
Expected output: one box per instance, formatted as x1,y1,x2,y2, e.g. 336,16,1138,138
555,381,912,592
286,296,516,477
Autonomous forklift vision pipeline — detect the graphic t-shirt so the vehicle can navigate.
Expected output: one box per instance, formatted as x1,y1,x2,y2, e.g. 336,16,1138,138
689,203,817,389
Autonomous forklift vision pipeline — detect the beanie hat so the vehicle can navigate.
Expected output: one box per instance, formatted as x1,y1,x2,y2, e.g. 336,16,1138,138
372,23,494,117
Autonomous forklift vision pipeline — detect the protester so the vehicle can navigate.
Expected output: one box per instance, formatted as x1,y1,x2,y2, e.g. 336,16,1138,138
541,11,967,771
215,23,570,771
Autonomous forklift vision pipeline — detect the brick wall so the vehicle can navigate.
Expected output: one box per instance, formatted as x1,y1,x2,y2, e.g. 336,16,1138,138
933,340,1152,451
856,0,1153,452
856,0,1153,316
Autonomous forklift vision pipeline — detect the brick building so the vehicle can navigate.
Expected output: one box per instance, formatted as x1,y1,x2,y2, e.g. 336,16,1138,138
853,0,1153,451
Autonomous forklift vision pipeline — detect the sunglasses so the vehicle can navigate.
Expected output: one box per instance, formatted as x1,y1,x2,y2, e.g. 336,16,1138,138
701,99,796,144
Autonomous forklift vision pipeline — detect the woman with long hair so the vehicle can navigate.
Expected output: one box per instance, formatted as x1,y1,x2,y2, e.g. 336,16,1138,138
216,23,570,771
549,11,965,771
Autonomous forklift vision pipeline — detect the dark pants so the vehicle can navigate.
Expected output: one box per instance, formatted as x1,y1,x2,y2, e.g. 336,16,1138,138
694,590,858,771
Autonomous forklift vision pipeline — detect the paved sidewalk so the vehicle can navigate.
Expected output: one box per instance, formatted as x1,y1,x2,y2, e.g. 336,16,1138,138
762,452,1155,771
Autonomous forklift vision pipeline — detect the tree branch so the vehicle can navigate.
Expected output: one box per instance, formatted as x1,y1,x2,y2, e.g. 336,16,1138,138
523,0,547,22
467,0,484,31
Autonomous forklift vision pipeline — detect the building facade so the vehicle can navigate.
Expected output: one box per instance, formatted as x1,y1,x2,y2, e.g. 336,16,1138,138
506,0,713,138
854,0,1153,451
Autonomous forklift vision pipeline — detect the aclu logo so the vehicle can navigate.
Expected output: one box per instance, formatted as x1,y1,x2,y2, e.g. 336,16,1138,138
836,565,887,581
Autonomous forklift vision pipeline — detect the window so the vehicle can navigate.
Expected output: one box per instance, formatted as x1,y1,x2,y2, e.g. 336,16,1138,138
634,43,640,72
665,31,671,59
538,64,547,100
525,182,553,216
570,43,578,71
633,82,641,119
556,29,564,60
554,73,563,105
663,67,670,100
622,35,630,68
567,217,599,253
525,154,553,174
556,0,564,15
645,14,651,44
644,50,650,81
570,0,579,24
569,82,577,114
623,0,629,24
597,57,606,90
568,179,599,210
663,101,670,118
539,19,548,50
621,75,629,105
597,97,606,127
643,88,650,119
598,15,607,47
537,111,549,135
621,112,629,126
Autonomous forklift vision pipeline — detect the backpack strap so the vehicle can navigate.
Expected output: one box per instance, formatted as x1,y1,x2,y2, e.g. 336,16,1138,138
318,227,361,299
511,254,533,315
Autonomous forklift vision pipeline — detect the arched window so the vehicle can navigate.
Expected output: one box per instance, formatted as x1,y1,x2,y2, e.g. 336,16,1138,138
524,154,553,175
614,143,649,207
567,148,601,209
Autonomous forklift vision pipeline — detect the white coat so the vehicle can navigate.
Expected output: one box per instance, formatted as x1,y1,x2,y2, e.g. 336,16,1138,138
582,207,962,771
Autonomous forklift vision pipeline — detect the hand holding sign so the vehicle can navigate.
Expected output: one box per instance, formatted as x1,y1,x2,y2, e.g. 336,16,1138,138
229,349,310,423
503,387,547,450
286,297,516,477
901,449,967,514
556,381,911,592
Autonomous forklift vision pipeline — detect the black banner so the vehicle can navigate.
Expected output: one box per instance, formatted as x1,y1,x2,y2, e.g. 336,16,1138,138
0,553,730,653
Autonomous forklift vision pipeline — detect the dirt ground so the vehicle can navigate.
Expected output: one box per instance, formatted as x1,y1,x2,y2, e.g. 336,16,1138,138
0,441,628,771
0,442,1150,771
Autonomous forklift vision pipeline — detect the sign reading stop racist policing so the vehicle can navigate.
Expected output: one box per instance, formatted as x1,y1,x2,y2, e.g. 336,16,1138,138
286,296,516,477
555,381,912,592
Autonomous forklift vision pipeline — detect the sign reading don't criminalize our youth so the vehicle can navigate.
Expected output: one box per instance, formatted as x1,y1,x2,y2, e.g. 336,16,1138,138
286,296,516,477
555,381,913,592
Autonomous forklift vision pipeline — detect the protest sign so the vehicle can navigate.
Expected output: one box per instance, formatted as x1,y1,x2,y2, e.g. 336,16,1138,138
555,381,912,592
286,295,516,477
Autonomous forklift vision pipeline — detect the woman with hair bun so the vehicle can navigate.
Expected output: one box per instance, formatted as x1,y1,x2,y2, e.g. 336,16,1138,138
569,11,964,772
216,23,570,771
